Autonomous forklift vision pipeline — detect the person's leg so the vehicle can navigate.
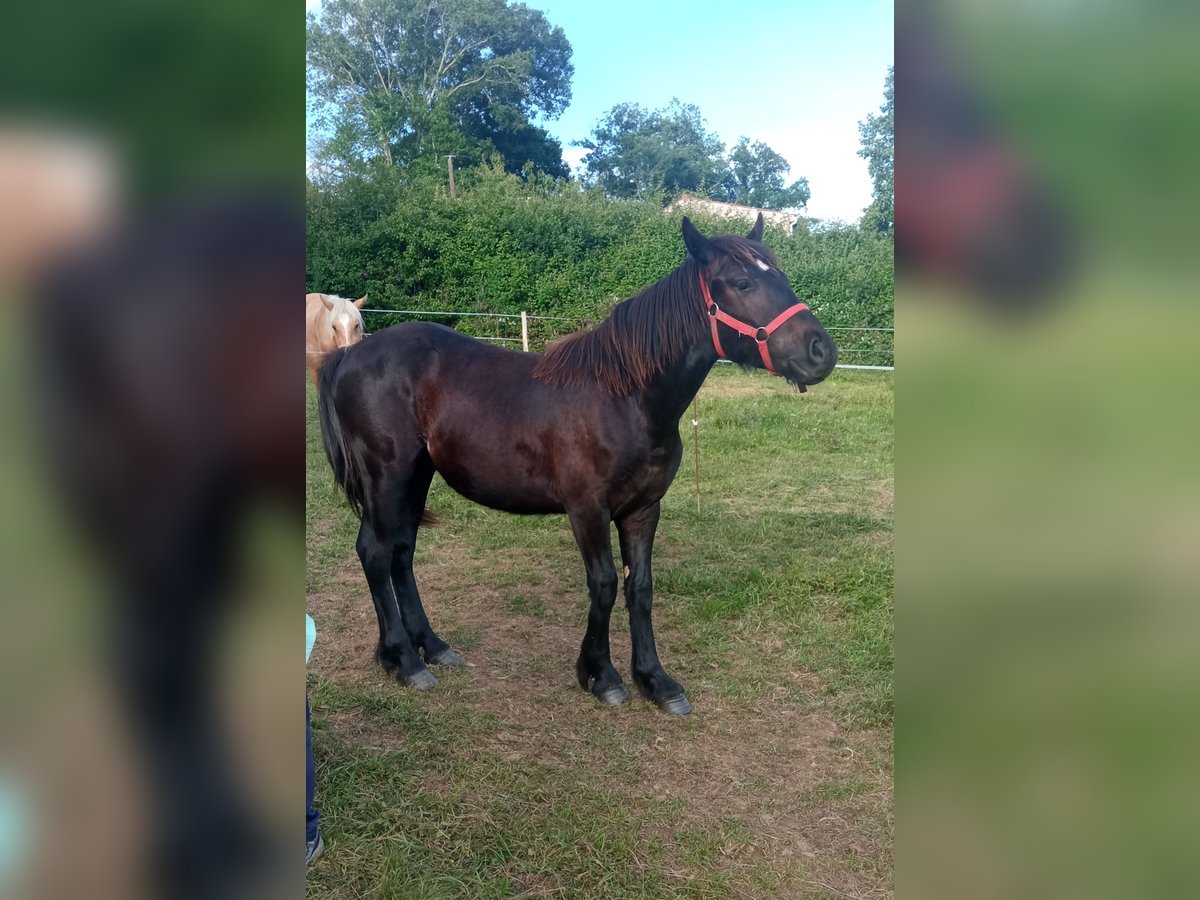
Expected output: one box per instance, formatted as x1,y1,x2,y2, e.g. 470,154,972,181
306,696,320,850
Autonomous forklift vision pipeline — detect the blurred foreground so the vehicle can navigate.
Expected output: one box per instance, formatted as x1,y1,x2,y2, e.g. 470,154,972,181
0,156,302,900
0,3,300,899
900,3,1200,899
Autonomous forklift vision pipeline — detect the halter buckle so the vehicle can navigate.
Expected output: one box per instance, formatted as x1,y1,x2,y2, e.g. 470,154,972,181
754,327,770,344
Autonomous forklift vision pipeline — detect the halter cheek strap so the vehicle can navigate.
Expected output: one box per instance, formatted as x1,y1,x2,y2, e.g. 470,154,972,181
698,275,809,373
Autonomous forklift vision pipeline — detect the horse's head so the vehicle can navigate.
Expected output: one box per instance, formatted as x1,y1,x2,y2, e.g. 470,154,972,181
321,293,367,348
683,215,837,390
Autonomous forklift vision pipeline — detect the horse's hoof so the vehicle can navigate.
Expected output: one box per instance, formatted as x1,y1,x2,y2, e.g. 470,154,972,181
427,648,465,667
585,675,630,706
655,693,692,716
402,668,438,691
597,684,631,706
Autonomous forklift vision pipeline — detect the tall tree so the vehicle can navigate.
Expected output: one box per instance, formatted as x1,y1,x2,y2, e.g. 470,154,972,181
580,102,810,210
858,66,894,234
307,0,572,178
577,100,727,201
721,138,810,210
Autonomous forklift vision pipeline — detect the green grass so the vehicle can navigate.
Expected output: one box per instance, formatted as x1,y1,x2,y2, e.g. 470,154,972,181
307,366,893,898
309,675,750,899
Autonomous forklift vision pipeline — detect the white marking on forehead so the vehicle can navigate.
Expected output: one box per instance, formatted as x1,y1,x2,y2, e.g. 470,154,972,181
335,312,360,345
754,257,771,272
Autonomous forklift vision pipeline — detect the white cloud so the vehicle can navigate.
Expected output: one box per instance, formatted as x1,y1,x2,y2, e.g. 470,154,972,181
749,121,872,225
561,146,589,177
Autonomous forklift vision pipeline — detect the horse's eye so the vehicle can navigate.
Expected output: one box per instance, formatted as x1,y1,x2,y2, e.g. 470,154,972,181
736,279,753,292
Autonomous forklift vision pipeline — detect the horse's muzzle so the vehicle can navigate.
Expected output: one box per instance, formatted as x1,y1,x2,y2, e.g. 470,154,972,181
784,333,837,388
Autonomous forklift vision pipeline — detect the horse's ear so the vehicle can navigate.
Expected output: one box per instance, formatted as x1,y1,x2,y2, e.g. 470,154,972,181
682,216,716,266
354,294,367,308
320,294,335,311
746,213,764,242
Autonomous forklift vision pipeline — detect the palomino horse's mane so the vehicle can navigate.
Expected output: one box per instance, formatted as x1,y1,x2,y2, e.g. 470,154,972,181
532,235,780,396
314,293,357,307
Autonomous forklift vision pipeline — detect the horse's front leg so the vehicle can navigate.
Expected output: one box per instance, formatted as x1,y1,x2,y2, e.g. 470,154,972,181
617,502,691,715
568,509,630,706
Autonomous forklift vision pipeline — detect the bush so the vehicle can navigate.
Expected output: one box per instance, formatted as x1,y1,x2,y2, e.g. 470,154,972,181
306,162,893,359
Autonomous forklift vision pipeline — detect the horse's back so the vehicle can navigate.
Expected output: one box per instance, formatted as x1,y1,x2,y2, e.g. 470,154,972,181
346,320,534,376
330,321,533,407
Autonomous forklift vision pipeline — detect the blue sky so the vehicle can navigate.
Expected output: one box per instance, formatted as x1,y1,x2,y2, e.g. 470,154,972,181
307,0,893,222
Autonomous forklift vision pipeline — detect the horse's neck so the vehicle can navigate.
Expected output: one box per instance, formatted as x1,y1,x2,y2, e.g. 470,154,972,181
639,342,717,431
631,282,718,427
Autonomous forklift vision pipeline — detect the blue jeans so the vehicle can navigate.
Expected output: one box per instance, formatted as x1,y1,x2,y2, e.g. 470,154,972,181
306,696,319,844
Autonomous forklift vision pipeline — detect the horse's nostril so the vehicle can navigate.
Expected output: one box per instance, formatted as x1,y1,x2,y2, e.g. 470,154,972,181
809,334,827,364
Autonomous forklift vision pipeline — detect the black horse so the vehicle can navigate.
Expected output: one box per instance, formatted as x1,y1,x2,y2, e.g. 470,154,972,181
317,215,837,714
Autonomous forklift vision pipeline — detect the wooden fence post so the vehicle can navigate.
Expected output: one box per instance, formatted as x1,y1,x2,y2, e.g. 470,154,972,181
521,310,529,352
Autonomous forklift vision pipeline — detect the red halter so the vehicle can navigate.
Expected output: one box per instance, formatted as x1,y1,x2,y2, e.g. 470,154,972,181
698,275,809,373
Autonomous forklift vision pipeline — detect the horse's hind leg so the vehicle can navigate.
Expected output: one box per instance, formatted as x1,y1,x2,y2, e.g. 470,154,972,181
568,508,630,706
357,515,436,690
389,453,464,667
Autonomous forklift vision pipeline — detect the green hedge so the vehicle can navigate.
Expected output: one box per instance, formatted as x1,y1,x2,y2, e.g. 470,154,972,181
307,163,893,361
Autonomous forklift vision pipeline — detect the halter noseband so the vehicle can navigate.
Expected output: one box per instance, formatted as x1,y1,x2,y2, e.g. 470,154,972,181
698,274,809,373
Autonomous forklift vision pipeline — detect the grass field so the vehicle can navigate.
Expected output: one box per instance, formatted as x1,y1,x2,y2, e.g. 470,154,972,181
306,364,893,899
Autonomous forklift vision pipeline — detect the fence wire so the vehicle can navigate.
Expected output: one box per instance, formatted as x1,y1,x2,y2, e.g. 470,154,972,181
359,308,894,370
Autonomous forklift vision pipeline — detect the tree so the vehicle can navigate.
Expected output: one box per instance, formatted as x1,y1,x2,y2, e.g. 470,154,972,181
577,100,727,201
460,105,568,179
306,0,572,178
580,101,810,211
858,66,894,234
721,138,810,210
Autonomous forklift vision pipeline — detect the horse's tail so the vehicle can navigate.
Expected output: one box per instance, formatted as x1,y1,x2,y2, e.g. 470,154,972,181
316,347,365,517
316,345,437,526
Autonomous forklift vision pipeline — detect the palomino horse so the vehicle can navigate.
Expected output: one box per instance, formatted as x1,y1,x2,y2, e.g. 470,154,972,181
305,291,366,380
317,215,836,715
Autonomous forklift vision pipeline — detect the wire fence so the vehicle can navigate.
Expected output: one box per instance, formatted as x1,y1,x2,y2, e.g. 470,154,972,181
359,308,894,371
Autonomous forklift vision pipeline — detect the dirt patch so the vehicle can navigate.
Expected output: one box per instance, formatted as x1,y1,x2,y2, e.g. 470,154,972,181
306,582,382,688
872,477,894,517
308,527,892,898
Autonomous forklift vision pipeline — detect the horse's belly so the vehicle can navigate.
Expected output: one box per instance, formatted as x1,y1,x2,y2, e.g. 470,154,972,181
422,395,642,517
428,436,564,516
474,491,561,516
439,471,563,515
